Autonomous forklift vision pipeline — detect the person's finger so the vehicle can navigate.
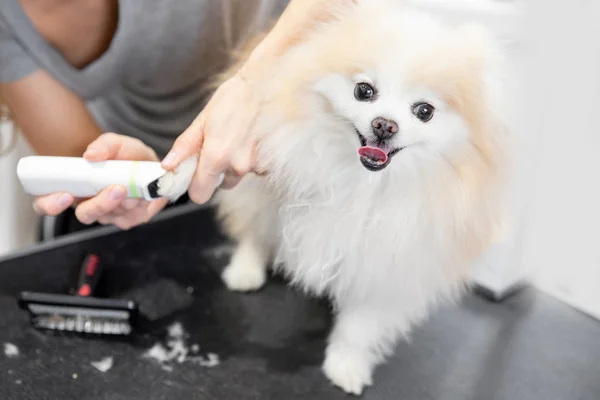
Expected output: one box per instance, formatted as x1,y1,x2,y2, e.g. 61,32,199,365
71,198,86,208
99,198,166,230
98,208,146,229
33,193,74,216
121,198,147,212
82,133,121,161
99,214,137,230
111,218,138,231
97,197,166,228
111,199,150,218
230,141,257,176
83,132,155,161
161,111,207,170
187,143,228,204
146,198,169,218
118,198,167,226
74,185,127,225
99,203,136,219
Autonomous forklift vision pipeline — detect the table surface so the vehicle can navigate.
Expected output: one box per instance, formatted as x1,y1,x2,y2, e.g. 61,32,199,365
1,204,599,400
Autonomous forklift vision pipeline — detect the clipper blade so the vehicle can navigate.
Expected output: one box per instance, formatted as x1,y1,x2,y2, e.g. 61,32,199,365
146,177,161,199
18,291,138,336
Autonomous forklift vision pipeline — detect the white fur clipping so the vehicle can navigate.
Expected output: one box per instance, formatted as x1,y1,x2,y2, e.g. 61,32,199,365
144,343,172,367
167,321,185,339
143,321,221,371
91,357,114,373
3,343,19,358
187,353,220,368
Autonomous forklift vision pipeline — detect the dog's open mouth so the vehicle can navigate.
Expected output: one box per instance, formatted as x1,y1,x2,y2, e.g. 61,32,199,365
356,130,403,171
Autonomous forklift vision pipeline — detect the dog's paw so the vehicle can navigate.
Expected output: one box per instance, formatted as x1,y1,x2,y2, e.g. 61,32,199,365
157,155,199,202
221,258,266,292
323,345,373,396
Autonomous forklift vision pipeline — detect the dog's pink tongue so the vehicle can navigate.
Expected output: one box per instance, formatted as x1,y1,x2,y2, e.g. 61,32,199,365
359,146,388,163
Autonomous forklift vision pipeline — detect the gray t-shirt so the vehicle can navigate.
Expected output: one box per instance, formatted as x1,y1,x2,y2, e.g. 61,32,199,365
0,0,288,157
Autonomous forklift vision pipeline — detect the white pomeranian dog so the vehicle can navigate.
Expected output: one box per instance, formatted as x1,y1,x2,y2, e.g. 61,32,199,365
159,0,511,395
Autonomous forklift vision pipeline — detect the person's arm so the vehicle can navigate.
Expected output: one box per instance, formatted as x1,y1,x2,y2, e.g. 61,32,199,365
162,0,355,204
1,73,168,228
0,70,101,157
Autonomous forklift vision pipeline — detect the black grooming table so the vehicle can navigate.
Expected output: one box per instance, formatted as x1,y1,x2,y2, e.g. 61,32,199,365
1,204,599,400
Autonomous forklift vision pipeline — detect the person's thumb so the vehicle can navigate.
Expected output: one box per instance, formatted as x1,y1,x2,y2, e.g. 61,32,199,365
161,111,206,171
83,133,156,161
33,193,74,216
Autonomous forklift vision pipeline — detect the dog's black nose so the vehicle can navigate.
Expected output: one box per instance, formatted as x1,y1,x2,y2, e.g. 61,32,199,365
372,117,398,139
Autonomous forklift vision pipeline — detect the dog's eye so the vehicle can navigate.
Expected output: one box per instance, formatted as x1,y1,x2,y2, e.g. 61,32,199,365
412,103,435,122
354,83,376,102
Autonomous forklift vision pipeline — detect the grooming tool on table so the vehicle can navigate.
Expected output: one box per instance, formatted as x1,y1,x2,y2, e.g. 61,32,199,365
18,253,196,337
18,254,139,336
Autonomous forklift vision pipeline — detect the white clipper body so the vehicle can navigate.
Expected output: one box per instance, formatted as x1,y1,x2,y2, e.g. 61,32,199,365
18,156,171,200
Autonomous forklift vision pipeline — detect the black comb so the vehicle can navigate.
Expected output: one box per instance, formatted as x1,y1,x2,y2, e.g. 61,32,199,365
17,254,139,337
18,291,138,336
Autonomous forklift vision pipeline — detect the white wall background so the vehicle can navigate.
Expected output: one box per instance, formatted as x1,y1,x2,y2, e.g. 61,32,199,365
514,0,600,320
412,0,600,320
0,119,38,257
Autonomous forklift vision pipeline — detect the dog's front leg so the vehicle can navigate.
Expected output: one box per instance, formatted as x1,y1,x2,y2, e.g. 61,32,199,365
322,302,401,395
221,234,269,292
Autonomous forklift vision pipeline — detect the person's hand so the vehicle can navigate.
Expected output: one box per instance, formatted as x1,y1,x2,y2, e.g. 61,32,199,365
32,133,169,230
160,0,350,204
160,72,260,204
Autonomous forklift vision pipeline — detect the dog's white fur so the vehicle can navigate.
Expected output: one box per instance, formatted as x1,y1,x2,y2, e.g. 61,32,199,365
157,155,199,202
159,1,511,395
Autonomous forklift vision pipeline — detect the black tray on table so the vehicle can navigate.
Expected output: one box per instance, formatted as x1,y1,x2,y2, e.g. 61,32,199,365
1,203,599,400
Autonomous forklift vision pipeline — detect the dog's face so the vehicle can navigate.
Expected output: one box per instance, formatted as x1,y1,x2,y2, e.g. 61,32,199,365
313,69,472,172
292,3,508,175
257,1,507,191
